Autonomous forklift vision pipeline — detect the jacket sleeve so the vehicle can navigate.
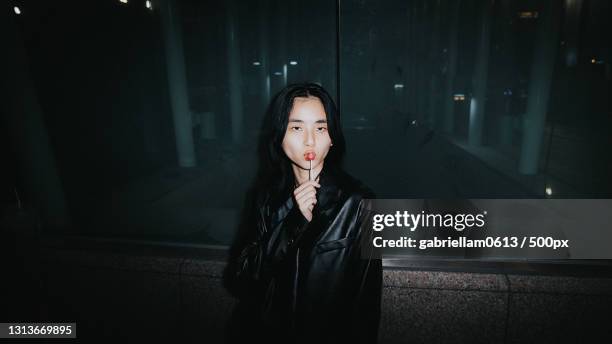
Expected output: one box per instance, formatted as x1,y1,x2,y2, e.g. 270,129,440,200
222,190,267,300
345,198,383,344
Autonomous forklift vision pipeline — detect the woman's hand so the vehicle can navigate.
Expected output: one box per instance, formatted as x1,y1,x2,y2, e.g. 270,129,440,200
293,180,321,222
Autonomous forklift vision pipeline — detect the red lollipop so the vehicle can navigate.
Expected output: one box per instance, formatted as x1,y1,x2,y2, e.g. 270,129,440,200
304,152,316,161
304,152,316,180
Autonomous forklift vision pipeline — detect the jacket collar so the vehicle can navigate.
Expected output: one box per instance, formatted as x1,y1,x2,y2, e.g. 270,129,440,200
314,165,341,214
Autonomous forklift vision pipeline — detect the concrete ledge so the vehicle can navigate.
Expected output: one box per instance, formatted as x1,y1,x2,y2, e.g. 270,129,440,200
507,274,612,295
45,248,184,274
24,245,612,343
380,288,507,344
384,270,508,292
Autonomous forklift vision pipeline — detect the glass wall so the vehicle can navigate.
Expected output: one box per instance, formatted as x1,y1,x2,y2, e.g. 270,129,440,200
2,0,611,247
341,0,611,199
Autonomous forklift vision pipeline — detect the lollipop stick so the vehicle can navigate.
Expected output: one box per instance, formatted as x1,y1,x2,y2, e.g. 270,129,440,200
309,160,312,181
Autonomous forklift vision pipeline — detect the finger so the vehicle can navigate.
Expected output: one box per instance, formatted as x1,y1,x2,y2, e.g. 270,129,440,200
295,187,317,201
296,190,317,204
305,197,318,209
306,199,315,211
298,196,317,211
294,180,321,194
294,183,320,198
294,189,317,204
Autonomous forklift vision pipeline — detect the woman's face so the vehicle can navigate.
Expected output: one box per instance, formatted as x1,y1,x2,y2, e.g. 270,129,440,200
282,96,332,172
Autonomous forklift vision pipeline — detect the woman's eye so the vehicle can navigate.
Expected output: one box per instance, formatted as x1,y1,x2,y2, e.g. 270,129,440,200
316,127,328,132
291,126,303,131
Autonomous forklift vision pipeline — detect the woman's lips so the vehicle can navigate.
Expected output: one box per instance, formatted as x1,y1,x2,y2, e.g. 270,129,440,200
304,152,316,161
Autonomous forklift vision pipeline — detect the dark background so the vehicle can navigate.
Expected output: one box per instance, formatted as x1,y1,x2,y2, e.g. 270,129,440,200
2,0,611,248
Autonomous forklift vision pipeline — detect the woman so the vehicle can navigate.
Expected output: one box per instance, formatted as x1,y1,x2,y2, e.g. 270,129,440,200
223,83,381,344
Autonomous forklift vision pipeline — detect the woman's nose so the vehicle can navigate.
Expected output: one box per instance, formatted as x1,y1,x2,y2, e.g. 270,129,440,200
304,130,315,146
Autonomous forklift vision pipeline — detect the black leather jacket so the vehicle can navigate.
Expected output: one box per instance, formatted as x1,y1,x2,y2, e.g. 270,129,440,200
223,166,382,344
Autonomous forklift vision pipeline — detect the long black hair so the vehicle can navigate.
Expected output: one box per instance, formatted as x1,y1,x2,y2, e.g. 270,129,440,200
255,82,346,205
